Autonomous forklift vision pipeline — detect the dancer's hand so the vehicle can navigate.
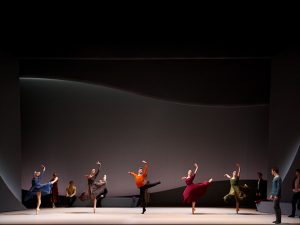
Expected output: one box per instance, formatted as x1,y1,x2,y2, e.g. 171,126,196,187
224,174,230,179
128,171,131,174
194,163,198,167
181,176,186,180
96,161,101,165
41,164,46,170
209,178,213,183
142,160,147,164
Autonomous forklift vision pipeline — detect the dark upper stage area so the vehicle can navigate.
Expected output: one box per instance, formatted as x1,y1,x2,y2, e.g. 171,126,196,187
1,40,299,105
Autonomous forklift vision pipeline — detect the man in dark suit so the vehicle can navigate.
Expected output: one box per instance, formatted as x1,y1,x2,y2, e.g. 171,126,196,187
288,169,300,218
255,172,267,205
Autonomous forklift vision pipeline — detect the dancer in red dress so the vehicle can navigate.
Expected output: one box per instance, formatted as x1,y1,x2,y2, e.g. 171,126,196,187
182,163,213,214
50,173,59,208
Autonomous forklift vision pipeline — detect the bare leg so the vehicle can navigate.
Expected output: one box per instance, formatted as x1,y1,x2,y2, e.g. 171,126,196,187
236,201,240,214
192,201,196,214
93,198,97,213
36,192,41,215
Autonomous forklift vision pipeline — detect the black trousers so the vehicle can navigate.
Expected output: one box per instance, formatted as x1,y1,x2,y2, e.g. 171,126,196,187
139,182,160,209
291,192,300,216
273,198,281,222
67,196,76,207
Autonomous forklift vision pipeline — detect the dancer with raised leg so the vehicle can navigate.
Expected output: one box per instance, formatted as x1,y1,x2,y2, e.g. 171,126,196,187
79,161,102,213
128,160,161,214
91,174,108,208
181,163,213,214
223,163,248,214
25,164,58,214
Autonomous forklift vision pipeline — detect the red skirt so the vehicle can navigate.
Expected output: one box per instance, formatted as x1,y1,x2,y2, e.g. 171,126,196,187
183,181,210,203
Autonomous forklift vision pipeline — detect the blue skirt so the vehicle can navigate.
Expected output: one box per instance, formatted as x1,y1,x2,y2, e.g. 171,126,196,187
24,182,53,201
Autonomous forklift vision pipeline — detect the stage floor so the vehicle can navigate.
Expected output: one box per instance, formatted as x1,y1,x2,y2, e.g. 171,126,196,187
0,207,299,224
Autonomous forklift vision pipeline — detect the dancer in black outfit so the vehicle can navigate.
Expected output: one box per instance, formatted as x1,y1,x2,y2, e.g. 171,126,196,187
79,161,105,213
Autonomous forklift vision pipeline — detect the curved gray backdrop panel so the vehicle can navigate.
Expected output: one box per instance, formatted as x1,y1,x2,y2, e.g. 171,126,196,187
21,78,269,197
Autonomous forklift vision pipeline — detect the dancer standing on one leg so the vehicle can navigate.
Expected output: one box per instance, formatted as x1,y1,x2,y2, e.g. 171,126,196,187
181,163,213,214
91,174,108,209
25,164,58,214
128,160,161,214
79,161,101,213
223,163,248,214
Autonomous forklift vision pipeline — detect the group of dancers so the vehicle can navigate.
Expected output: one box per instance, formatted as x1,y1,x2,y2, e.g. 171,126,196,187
25,160,251,216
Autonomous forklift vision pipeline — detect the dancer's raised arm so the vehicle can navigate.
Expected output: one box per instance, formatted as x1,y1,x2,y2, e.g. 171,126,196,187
236,163,240,177
142,160,148,177
194,163,198,174
224,173,231,179
95,161,101,178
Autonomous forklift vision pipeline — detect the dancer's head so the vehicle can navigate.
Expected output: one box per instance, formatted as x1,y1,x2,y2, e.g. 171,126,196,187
91,168,96,175
232,170,237,177
138,167,143,175
188,169,192,176
69,180,74,186
271,167,279,176
34,171,41,177
257,172,263,179
52,172,57,178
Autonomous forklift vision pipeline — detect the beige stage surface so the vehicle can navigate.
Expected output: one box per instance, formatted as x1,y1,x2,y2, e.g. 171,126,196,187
0,207,299,224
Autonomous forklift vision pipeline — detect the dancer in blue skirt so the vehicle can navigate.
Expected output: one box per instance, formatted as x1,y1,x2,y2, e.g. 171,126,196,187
26,164,58,214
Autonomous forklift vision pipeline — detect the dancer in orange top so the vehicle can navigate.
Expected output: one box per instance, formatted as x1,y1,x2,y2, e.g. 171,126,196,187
128,160,161,214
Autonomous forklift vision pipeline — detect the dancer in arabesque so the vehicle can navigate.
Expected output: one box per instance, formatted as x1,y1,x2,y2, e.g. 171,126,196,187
25,164,58,214
182,163,213,214
128,160,161,214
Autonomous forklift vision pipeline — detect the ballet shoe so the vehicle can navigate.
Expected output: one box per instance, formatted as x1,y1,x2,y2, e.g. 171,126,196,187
141,208,146,214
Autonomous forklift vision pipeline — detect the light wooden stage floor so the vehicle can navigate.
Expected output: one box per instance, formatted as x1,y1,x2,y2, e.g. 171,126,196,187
0,207,299,224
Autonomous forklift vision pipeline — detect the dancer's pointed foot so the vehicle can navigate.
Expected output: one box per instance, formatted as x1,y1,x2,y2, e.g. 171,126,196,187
36,208,40,215
192,208,196,214
142,208,146,214
236,208,239,214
